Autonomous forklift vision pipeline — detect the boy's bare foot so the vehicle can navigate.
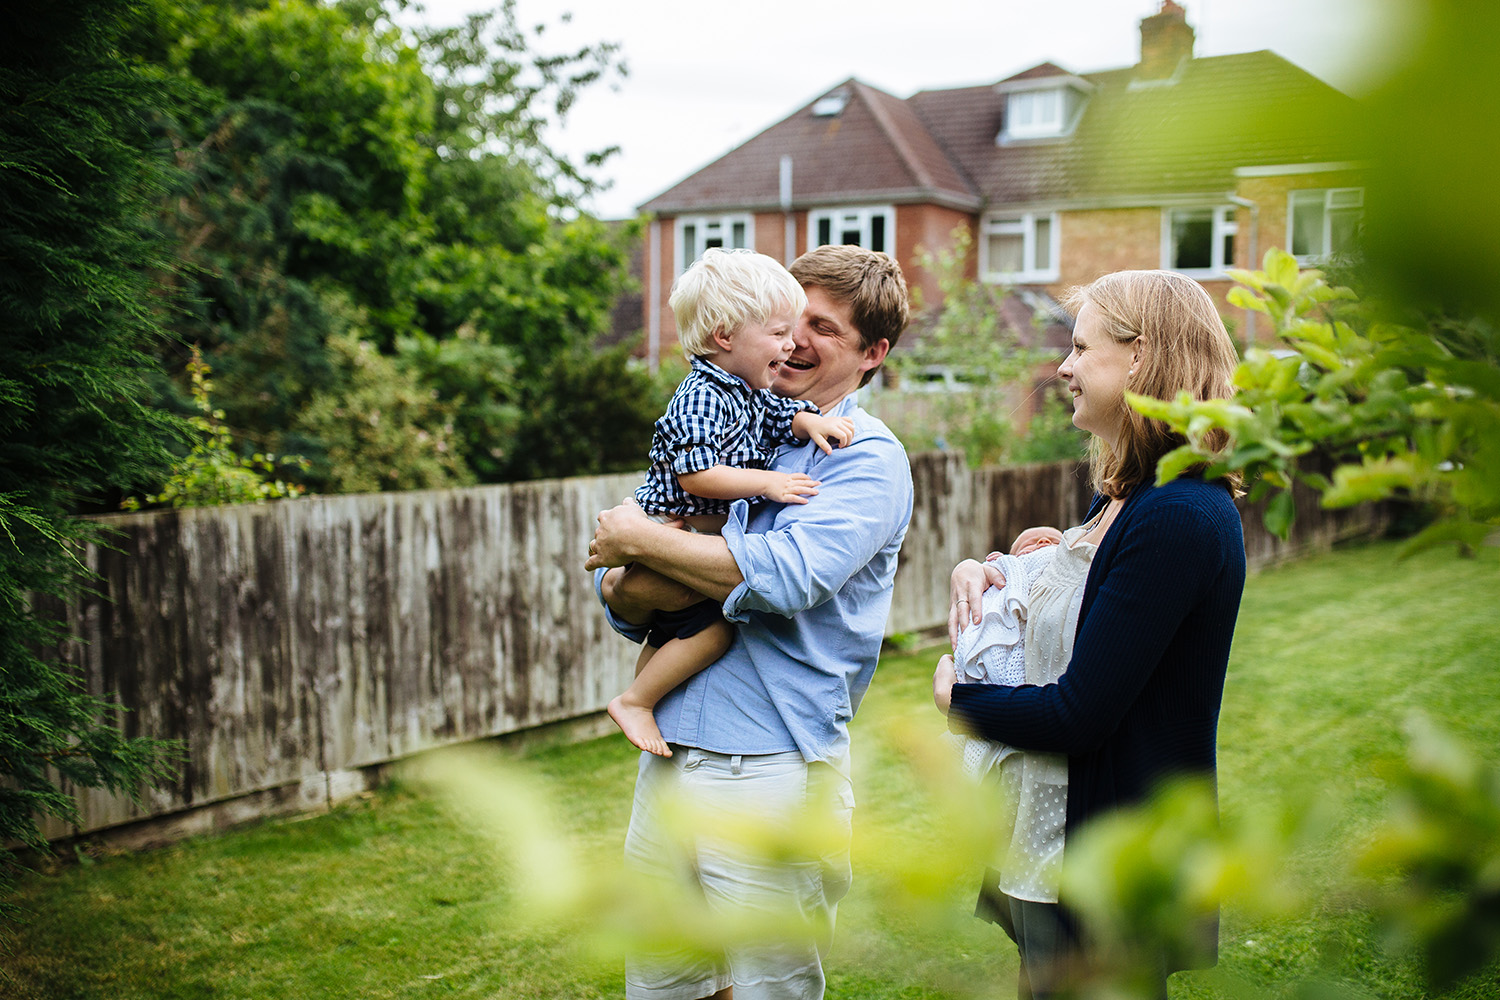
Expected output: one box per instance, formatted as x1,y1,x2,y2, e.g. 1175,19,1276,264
608,695,672,757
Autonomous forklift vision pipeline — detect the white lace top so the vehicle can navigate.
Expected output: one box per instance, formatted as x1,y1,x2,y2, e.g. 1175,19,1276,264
991,523,1096,903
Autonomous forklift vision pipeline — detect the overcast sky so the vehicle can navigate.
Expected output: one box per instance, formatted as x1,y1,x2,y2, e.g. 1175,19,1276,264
415,0,1409,219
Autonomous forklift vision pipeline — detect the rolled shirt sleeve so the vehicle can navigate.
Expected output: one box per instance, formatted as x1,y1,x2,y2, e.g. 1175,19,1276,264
722,430,909,622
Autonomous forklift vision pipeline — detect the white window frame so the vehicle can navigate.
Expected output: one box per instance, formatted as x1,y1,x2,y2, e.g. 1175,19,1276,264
979,212,1060,283
1287,187,1364,264
1162,205,1238,277
806,205,895,255
675,214,753,273
1003,89,1066,139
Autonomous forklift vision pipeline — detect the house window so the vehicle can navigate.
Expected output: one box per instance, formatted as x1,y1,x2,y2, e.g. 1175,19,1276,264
676,214,752,272
1005,89,1065,139
1289,188,1363,262
807,206,894,255
1164,206,1237,275
980,213,1059,283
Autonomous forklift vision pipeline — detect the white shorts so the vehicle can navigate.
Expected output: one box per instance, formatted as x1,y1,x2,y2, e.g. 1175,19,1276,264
623,746,855,1000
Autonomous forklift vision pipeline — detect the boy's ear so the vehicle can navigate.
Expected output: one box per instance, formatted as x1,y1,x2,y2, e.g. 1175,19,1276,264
710,325,734,354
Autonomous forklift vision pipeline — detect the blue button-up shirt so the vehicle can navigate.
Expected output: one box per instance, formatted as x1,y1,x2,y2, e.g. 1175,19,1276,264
623,394,913,763
635,357,816,517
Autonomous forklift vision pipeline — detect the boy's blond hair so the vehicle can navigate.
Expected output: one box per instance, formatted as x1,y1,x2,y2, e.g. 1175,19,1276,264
670,248,808,359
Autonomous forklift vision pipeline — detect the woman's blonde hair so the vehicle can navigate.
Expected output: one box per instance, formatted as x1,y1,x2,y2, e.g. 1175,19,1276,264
670,248,808,359
1064,270,1243,499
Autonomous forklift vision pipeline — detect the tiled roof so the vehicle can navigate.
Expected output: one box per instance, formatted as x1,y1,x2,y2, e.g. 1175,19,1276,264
639,79,979,214
642,51,1361,215
999,62,1073,84
913,51,1361,207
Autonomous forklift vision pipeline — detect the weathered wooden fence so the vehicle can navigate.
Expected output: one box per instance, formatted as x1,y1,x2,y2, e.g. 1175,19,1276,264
41,454,1383,844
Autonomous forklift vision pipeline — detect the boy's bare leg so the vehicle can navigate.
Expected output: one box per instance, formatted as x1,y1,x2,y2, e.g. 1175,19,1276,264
604,563,702,625
630,641,656,678
608,620,733,757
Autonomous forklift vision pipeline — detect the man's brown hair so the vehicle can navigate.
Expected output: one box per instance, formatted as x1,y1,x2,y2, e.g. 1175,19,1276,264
790,245,910,386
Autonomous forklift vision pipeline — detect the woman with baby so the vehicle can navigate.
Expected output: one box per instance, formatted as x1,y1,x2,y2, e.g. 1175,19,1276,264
932,269,1247,1000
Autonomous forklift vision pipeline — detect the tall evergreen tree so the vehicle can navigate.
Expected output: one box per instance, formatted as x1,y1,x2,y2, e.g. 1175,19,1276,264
0,0,184,882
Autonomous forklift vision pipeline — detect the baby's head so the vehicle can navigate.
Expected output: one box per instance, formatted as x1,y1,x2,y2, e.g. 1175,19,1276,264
1011,525,1063,556
670,248,808,366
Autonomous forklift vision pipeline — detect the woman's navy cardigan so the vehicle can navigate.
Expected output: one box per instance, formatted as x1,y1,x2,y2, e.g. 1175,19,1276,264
948,474,1245,966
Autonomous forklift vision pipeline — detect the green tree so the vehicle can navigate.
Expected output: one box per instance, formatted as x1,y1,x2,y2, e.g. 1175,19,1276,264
402,0,624,205
499,343,679,482
129,0,644,493
0,0,184,885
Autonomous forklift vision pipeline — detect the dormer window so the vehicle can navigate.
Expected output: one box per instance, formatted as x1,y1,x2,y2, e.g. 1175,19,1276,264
812,88,849,117
995,69,1093,143
1006,89,1065,138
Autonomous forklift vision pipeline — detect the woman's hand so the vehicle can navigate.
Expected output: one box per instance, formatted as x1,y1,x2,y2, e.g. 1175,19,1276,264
948,559,1007,647
933,654,957,715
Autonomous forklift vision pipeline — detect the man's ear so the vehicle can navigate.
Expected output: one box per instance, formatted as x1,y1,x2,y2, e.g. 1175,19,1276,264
858,338,890,374
710,325,735,354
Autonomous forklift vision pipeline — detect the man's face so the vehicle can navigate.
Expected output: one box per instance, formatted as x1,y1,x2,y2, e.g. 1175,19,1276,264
772,285,887,411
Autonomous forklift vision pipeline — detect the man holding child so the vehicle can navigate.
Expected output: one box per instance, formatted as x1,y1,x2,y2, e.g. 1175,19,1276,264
586,244,913,1000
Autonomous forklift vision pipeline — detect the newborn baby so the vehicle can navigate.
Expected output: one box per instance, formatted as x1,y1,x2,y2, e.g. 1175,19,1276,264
949,525,1063,778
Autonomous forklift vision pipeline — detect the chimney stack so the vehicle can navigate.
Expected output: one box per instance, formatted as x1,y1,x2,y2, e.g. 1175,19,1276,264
1138,1,1195,80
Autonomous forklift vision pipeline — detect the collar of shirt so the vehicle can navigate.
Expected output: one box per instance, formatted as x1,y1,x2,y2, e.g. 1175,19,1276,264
688,356,754,397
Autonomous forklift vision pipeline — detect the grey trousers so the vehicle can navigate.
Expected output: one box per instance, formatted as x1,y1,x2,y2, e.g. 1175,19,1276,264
978,879,1170,1000
980,889,1077,1000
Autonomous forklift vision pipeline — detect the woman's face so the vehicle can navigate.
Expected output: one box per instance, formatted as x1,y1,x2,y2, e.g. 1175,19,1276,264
1058,302,1139,447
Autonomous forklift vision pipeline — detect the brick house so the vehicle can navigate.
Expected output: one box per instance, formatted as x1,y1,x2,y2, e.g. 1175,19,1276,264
635,1,1363,369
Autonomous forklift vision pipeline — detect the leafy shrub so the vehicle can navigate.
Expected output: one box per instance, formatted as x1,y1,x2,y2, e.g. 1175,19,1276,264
296,331,473,494
123,347,306,509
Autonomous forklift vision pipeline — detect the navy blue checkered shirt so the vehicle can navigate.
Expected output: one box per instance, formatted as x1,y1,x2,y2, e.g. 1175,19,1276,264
635,357,818,517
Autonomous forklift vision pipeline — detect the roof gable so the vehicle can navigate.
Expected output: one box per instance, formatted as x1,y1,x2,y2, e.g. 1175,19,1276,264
639,78,979,214
1003,61,1068,81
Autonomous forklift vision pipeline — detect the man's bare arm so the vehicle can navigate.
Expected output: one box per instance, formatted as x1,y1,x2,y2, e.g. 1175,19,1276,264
586,502,745,603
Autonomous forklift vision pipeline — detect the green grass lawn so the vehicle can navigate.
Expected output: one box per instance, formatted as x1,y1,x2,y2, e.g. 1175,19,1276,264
3,539,1498,999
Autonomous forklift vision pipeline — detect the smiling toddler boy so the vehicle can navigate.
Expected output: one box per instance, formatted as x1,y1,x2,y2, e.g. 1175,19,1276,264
608,248,853,756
